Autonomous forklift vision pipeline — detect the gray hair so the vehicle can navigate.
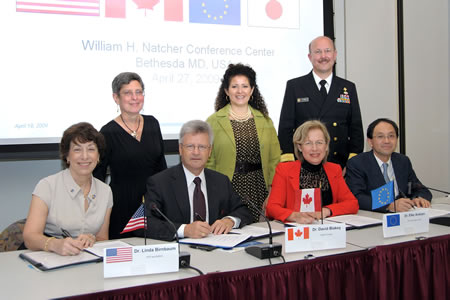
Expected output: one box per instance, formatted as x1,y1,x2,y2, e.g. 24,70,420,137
179,120,214,145
112,72,145,94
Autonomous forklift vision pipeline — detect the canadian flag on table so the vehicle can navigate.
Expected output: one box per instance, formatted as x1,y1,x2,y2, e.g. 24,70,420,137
287,227,309,241
294,188,321,213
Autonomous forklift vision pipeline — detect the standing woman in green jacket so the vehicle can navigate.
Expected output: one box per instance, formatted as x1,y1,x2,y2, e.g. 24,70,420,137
206,63,281,222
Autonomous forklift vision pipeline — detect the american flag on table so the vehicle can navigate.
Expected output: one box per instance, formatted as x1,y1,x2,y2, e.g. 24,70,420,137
121,203,145,234
16,0,100,17
105,247,133,264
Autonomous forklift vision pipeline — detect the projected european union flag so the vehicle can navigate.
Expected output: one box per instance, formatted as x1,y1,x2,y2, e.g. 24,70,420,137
189,0,241,25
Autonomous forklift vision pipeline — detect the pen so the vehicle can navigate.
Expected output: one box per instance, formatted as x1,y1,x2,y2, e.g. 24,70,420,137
399,191,416,210
61,228,73,238
61,228,90,253
189,244,216,251
195,213,205,222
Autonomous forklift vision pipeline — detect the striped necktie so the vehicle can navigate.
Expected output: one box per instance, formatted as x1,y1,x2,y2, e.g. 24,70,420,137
382,163,390,183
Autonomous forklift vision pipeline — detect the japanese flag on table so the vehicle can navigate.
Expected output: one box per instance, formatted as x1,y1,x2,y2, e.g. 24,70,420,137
294,188,321,212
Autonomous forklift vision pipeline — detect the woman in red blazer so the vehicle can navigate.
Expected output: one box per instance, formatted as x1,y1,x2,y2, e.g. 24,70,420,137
266,120,358,223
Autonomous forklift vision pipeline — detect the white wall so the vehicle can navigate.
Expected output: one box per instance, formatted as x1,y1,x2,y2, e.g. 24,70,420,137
340,0,399,146
403,0,450,193
337,0,449,195
0,159,62,231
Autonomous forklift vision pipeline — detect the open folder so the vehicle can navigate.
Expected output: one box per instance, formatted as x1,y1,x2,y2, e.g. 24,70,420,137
19,250,101,271
19,240,131,271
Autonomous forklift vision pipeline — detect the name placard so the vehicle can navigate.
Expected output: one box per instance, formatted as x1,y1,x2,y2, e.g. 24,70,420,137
284,224,346,253
103,244,179,278
383,210,429,238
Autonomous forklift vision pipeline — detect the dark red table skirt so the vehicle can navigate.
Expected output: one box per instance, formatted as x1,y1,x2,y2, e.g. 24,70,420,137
65,234,449,300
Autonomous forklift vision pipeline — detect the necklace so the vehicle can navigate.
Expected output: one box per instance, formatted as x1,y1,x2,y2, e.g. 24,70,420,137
120,114,140,139
229,107,252,122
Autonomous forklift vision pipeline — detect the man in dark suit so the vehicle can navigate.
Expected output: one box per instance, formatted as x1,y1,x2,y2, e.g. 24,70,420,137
346,118,432,212
278,36,364,168
144,120,252,241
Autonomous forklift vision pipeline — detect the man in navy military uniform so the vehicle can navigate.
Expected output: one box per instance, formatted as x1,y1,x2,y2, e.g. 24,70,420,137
278,36,364,168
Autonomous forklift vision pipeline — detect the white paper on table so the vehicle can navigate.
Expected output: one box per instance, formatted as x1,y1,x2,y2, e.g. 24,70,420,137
286,219,351,228
230,224,284,237
85,240,132,257
180,233,251,248
414,207,449,219
327,214,382,228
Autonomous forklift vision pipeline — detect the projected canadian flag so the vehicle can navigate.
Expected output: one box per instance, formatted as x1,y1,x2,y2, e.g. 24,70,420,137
105,0,183,21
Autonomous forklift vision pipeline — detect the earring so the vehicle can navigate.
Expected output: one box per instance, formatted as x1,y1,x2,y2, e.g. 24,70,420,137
117,105,119,113
226,95,230,102
250,95,254,101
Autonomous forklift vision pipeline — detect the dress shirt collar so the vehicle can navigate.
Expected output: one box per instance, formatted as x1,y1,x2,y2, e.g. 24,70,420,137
62,168,97,203
372,152,398,197
312,71,333,92
372,152,392,170
182,165,206,188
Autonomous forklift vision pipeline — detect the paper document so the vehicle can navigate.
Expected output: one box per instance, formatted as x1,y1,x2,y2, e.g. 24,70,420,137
286,219,350,228
85,240,131,257
414,207,449,219
180,233,251,248
230,224,284,238
327,215,382,228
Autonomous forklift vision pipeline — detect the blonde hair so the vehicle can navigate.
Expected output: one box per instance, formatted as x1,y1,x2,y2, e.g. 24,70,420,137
293,120,330,163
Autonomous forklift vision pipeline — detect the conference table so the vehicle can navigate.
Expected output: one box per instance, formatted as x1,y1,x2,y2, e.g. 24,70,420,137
1,198,449,300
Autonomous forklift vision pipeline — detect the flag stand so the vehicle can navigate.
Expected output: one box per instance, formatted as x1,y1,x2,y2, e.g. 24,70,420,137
143,196,147,245
320,182,323,224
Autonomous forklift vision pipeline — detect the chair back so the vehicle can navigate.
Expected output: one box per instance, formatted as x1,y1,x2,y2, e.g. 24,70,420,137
0,219,26,252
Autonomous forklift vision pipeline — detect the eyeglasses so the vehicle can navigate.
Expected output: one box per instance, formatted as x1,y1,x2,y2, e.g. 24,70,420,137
312,48,334,55
181,144,210,152
120,90,145,98
373,134,397,141
301,140,326,148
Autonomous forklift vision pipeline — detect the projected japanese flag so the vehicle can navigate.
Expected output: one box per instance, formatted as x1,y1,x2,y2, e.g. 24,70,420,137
247,0,300,29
